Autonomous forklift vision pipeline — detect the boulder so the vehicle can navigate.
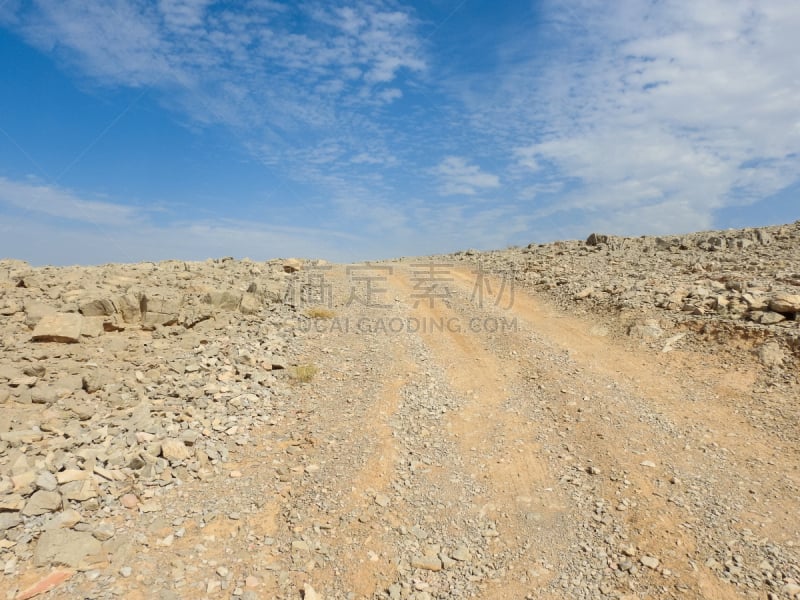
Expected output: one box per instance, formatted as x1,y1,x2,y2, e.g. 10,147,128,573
283,258,303,273
24,301,57,328
78,299,117,317
239,292,262,315
33,529,102,568
32,313,84,343
160,438,192,462
204,291,242,311
769,292,800,314
22,490,63,516
585,233,609,246
115,293,143,323
141,296,182,327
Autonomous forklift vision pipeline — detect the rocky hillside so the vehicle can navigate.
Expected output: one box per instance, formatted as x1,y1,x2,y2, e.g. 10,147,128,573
450,221,800,377
0,257,311,593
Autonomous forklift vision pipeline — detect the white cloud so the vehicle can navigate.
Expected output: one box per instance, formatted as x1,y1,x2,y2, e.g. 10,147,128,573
462,0,800,235
514,146,540,172
0,176,142,226
7,1,426,130
518,182,563,201
433,156,501,196
158,0,212,31
0,176,362,265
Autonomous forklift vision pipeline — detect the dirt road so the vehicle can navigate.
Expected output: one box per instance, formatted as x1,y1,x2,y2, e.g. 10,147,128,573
16,261,799,599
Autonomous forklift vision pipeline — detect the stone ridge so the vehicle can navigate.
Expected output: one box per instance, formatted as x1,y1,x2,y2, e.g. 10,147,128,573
444,221,800,374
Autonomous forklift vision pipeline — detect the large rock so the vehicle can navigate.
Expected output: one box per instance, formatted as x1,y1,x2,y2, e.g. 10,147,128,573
60,479,99,502
204,291,242,311
0,513,21,531
239,292,262,315
160,438,192,462
141,296,182,327
585,233,609,246
33,529,102,568
22,490,62,516
283,258,303,273
769,292,800,314
115,293,143,323
32,313,84,343
78,298,117,317
24,301,57,328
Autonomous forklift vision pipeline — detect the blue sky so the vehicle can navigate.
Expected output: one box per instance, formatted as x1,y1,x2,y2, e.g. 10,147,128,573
0,0,798,265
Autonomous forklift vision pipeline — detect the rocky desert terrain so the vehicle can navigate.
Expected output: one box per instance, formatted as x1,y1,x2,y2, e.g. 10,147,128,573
1,221,798,600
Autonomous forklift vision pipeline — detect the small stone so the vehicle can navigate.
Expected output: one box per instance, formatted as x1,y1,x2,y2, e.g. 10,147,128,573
120,566,133,578
35,471,59,492
12,470,36,492
23,491,63,516
411,556,442,571
92,523,115,541
161,438,191,462
43,508,82,530
451,546,470,561
640,460,657,468
759,311,786,325
0,513,21,531
302,583,321,600
120,494,139,509
641,556,660,569
216,566,229,578
56,469,90,484
374,494,391,508
292,540,310,555
439,553,456,569
13,568,73,600
139,500,162,513
60,479,99,502
0,494,26,511
1,430,43,444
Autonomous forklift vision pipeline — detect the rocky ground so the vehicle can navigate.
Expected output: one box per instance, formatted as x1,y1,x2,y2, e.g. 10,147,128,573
0,222,798,599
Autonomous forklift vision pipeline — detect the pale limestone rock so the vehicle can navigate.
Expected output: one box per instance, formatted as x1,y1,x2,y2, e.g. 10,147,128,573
32,313,83,343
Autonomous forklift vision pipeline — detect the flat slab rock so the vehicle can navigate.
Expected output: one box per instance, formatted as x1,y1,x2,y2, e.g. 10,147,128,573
31,313,84,343
33,529,102,568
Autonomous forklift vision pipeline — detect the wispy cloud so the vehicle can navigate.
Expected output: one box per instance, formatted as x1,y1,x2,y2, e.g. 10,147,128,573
432,156,500,196
4,1,426,131
461,0,800,235
0,176,142,226
0,176,363,264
